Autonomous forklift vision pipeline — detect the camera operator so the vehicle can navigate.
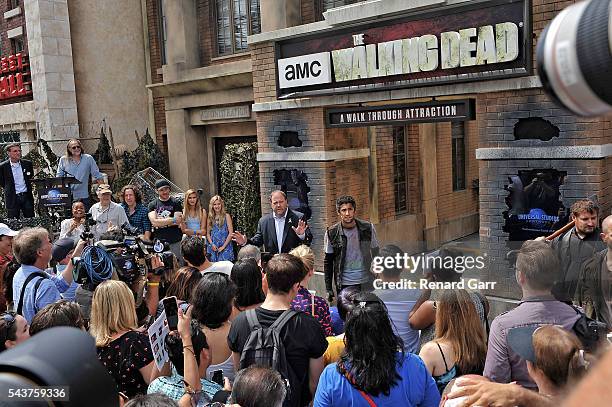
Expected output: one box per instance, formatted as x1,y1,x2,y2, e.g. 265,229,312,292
89,184,128,241
12,227,86,323
48,237,79,302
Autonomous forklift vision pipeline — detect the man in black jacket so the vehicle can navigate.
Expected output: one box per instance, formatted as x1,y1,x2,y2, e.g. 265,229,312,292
232,190,312,254
549,200,605,302
0,143,35,218
324,195,379,302
575,214,612,330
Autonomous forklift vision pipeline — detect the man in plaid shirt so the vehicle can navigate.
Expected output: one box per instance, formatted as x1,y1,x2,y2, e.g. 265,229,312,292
120,185,152,240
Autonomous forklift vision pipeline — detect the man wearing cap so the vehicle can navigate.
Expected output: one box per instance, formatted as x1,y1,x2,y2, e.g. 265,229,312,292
47,238,79,302
88,184,128,241
0,143,35,218
148,179,183,261
483,240,580,389
0,223,18,312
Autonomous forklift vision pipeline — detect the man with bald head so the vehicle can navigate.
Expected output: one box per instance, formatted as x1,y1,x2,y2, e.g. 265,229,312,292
576,215,612,330
232,190,312,254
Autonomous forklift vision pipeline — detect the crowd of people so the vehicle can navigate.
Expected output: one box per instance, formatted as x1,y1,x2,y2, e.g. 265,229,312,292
0,140,611,406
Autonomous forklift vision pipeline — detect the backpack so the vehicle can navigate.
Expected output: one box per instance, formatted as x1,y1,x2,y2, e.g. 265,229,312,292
239,309,298,402
16,271,48,316
570,305,607,352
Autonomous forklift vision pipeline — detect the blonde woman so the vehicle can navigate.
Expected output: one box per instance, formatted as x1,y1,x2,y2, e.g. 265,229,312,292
419,289,487,394
206,195,234,262
91,280,158,398
181,189,207,238
289,244,333,336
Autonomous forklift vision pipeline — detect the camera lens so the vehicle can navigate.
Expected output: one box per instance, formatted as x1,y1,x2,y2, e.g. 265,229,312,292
536,0,612,116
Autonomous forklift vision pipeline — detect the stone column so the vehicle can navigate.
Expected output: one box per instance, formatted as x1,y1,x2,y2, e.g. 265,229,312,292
260,0,301,32
419,123,439,250
24,0,78,153
163,0,199,81
165,109,209,191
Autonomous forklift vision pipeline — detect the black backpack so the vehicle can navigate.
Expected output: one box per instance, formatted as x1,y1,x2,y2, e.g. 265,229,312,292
570,305,607,352
239,309,298,402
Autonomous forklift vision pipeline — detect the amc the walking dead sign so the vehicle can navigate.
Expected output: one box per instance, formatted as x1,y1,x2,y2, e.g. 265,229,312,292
275,0,531,98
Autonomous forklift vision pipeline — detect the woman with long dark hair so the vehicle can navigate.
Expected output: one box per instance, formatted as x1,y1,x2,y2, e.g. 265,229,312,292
231,258,265,315
191,272,237,382
314,292,440,406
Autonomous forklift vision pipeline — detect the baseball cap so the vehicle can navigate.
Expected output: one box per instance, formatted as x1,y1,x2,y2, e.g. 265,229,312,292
52,238,76,262
507,325,541,363
155,179,171,190
96,184,112,194
0,223,18,237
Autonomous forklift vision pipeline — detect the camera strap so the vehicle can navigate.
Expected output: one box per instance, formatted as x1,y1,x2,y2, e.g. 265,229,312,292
16,271,48,316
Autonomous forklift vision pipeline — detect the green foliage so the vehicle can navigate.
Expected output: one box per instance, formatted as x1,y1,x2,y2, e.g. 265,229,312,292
112,131,169,194
93,130,113,164
219,142,261,238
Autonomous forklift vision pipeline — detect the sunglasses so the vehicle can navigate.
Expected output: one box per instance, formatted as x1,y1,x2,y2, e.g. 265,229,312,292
70,146,82,150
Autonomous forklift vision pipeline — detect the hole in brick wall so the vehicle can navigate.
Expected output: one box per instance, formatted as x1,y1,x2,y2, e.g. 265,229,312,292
273,169,311,220
278,131,303,148
502,169,568,244
513,118,560,141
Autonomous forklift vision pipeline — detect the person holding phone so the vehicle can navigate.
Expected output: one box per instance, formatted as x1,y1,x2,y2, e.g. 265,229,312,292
148,304,223,402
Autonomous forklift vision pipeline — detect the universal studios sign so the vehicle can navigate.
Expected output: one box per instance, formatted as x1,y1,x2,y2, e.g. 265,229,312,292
275,0,531,97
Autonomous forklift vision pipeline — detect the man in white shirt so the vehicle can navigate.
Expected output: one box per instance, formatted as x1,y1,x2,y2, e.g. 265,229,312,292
88,184,128,241
0,143,35,218
232,190,312,254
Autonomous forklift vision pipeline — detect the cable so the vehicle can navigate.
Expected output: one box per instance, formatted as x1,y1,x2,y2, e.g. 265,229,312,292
80,245,114,286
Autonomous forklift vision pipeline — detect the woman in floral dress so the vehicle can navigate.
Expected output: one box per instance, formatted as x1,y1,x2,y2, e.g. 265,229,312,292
206,195,234,262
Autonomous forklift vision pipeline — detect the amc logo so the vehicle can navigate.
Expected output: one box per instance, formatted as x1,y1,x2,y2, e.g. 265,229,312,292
277,52,332,89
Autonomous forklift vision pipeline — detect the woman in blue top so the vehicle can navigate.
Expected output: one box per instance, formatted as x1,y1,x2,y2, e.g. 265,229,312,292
56,139,104,210
206,195,234,262
181,189,207,239
314,292,440,407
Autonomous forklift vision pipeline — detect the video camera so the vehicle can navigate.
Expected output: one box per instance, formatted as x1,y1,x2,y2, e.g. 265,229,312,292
72,222,175,287
98,222,174,282
79,212,97,241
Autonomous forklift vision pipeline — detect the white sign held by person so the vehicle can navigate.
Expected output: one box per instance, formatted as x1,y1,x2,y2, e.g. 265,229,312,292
148,311,170,370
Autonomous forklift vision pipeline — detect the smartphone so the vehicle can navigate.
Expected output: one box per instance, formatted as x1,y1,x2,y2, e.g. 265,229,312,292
211,369,224,386
163,296,179,331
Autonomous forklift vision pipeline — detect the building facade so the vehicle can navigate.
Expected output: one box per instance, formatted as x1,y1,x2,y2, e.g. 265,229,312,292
151,0,611,300
0,0,153,154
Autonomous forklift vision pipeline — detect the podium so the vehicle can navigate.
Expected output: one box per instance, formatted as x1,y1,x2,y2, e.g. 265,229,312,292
32,176,81,217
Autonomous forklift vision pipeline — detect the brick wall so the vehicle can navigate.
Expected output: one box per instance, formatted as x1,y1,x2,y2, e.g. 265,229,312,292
255,107,325,152
435,120,479,223
0,0,31,105
406,124,421,214
477,89,609,148
145,0,167,153
301,0,316,24
375,126,395,222
1,0,27,56
252,42,277,103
